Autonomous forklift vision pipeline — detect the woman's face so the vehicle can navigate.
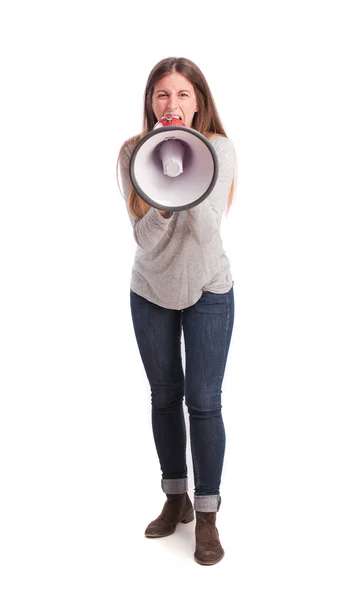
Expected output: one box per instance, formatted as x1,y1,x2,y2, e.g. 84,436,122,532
151,72,198,128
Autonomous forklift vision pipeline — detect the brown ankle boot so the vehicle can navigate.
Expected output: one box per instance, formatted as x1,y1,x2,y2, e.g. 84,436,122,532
194,511,225,565
144,492,194,538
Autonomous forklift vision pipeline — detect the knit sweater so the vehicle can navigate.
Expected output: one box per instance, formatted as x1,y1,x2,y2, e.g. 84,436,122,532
118,134,237,310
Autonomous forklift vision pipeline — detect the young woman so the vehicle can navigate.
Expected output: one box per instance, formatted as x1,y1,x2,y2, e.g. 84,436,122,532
117,56,237,565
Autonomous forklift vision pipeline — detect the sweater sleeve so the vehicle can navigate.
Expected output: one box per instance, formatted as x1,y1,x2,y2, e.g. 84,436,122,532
118,142,173,252
187,136,237,245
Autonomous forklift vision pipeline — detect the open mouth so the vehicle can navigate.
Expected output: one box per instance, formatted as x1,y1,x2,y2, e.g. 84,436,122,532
164,113,183,121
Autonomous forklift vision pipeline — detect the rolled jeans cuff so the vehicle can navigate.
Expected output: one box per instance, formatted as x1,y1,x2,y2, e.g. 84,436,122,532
194,494,221,512
161,478,188,494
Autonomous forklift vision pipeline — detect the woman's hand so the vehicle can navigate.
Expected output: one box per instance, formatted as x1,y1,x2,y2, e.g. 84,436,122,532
158,210,172,219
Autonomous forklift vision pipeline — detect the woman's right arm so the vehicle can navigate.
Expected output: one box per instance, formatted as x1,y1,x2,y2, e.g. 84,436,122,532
118,144,173,250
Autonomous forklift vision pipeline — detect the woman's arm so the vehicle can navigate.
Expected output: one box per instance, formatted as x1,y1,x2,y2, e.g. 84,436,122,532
118,143,173,251
187,136,236,245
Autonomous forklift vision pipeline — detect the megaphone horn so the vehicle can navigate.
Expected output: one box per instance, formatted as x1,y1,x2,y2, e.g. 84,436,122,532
129,120,218,212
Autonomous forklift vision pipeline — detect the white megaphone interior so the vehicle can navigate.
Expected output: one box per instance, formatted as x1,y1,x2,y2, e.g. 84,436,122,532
133,129,215,208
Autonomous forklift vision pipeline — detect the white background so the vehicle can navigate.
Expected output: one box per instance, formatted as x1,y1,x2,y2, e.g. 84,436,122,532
1,0,353,598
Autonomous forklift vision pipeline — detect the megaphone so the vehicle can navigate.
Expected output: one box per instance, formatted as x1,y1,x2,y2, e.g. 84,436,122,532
129,115,218,212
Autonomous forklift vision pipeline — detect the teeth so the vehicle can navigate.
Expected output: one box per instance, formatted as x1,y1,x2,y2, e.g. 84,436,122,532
164,114,182,121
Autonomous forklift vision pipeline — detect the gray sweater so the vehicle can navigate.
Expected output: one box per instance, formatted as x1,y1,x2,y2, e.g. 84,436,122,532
119,134,237,310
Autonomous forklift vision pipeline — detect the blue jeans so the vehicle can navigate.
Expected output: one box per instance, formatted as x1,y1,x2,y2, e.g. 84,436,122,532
130,285,234,512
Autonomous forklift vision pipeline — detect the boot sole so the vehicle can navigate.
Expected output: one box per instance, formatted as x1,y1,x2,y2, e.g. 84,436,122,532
145,509,194,538
194,549,225,565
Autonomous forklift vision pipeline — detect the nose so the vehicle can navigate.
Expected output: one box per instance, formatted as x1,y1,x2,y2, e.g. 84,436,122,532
166,94,178,110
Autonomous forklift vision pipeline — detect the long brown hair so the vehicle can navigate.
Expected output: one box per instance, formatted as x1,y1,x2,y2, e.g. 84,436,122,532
117,57,236,220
